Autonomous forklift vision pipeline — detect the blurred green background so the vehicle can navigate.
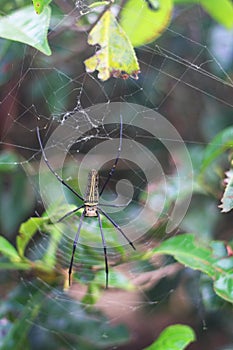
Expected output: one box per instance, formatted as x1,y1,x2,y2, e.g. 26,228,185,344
0,1,233,350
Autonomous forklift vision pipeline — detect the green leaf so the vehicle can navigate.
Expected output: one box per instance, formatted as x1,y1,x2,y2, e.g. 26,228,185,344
120,0,173,47
214,274,233,302
1,289,43,350
84,10,140,81
200,0,233,29
200,126,233,175
38,286,130,347
0,236,21,262
0,5,51,55
94,269,135,290
32,0,52,14
0,261,31,270
17,217,48,257
211,240,228,258
1,282,129,349
173,0,233,28
0,166,35,236
147,234,233,303
0,151,18,172
173,0,197,3
82,283,102,305
150,234,216,275
42,224,62,268
219,169,233,213
143,324,196,350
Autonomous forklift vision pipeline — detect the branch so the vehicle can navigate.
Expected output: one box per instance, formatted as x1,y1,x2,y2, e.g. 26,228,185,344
132,263,183,289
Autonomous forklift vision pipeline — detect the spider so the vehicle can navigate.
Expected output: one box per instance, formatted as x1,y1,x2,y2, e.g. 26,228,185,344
36,116,135,288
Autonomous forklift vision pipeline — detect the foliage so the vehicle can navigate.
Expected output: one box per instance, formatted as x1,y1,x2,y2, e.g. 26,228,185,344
147,234,233,303
199,126,233,176
0,202,134,289
173,0,233,28
0,0,233,79
84,9,140,80
0,5,51,55
0,282,129,350
119,0,173,47
0,0,233,349
0,152,35,236
0,125,233,348
143,324,195,350
0,204,133,348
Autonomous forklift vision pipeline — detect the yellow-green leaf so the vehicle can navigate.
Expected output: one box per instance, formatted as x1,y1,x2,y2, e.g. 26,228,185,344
0,236,21,262
120,0,173,47
144,324,196,350
17,217,48,257
42,225,62,268
84,10,140,81
174,0,233,29
200,0,233,29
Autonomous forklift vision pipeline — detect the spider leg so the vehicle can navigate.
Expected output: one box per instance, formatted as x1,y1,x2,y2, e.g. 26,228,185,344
56,204,84,223
98,207,136,250
97,211,109,289
99,115,123,196
68,210,85,286
99,199,131,208
36,127,84,201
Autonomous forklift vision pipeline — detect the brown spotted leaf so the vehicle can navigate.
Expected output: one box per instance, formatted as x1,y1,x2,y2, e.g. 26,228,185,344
84,10,140,81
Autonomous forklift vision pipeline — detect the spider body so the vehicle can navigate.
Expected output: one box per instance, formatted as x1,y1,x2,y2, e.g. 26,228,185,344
84,205,98,217
36,116,135,288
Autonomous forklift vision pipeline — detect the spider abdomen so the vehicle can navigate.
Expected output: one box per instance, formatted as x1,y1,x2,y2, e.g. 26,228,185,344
84,169,99,206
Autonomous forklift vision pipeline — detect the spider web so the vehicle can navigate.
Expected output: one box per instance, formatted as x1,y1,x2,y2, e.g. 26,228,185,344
0,1,233,349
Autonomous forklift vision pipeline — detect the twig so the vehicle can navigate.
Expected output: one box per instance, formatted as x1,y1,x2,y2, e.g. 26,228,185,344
132,263,183,289
54,0,81,16
88,0,114,33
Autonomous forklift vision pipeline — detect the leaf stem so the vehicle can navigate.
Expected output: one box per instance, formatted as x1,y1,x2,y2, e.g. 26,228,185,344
88,0,114,33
